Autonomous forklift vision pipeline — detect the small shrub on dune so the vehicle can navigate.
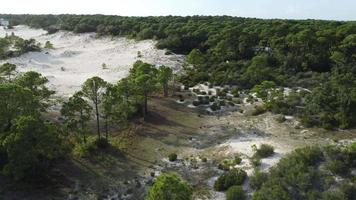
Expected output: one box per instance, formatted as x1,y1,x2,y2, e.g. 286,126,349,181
251,105,267,116
214,168,247,191
210,103,221,111
145,173,192,200
255,144,275,158
168,153,178,162
226,186,246,200
275,115,286,123
192,100,200,106
250,170,268,190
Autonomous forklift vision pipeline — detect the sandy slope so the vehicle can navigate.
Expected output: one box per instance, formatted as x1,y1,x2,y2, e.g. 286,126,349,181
0,26,184,97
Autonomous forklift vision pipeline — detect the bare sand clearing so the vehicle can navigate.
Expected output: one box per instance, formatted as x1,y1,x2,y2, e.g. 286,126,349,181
0,26,184,97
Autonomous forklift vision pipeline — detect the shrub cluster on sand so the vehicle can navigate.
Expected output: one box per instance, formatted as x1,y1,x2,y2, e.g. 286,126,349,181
214,168,247,191
145,173,192,200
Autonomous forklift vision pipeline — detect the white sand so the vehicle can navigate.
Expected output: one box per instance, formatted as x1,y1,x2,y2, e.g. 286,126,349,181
0,26,184,97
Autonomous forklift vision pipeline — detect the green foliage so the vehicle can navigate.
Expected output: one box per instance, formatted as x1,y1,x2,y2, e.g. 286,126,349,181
15,71,55,109
81,76,107,139
226,186,246,200
73,136,98,158
0,34,40,59
301,70,356,129
254,144,275,158
157,65,173,97
1,116,66,180
218,155,242,171
214,168,247,191
249,170,268,190
129,61,159,119
275,115,286,123
145,173,192,200
168,153,178,162
251,105,267,116
61,91,92,143
44,41,54,49
0,62,16,82
251,81,276,100
252,144,356,200
0,83,40,132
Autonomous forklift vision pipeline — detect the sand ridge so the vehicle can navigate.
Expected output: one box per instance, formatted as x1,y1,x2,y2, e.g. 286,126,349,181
0,26,184,97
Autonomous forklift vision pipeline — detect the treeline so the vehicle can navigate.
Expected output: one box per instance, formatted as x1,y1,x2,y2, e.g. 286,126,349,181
1,14,355,127
0,61,173,181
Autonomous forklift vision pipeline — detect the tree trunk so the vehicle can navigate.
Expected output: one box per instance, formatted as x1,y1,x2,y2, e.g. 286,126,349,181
163,84,168,97
142,94,148,121
95,102,100,139
80,111,86,144
105,116,108,140
144,94,148,114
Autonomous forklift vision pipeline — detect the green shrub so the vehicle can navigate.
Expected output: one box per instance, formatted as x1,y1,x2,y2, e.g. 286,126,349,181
210,103,221,111
251,105,267,116
145,173,192,200
255,144,275,158
231,88,239,97
226,186,246,200
192,100,200,106
95,138,110,149
219,100,226,107
339,181,356,200
44,41,54,49
233,98,242,104
250,156,261,167
168,153,178,162
214,169,247,191
218,155,242,171
250,170,268,190
73,136,98,158
275,115,286,123
326,160,349,176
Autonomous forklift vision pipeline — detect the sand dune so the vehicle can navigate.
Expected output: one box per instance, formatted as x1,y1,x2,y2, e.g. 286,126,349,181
0,26,184,97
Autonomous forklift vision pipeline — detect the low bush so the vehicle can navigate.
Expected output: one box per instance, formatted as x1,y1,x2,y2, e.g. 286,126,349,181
249,170,268,190
192,100,200,106
250,156,261,167
214,169,247,191
73,136,98,158
218,155,242,171
326,160,349,176
251,105,267,116
210,103,221,111
275,115,286,123
233,98,242,104
226,186,246,200
219,100,226,107
231,88,239,97
255,144,275,158
168,153,178,162
145,173,192,200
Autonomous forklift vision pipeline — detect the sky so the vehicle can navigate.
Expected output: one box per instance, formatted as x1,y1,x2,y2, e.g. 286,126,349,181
0,0,355,21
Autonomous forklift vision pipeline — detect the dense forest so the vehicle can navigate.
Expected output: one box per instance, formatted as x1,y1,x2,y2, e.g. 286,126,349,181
1,14,354,129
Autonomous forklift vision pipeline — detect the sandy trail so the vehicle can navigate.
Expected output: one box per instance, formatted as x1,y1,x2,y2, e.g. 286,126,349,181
0,26,184,97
